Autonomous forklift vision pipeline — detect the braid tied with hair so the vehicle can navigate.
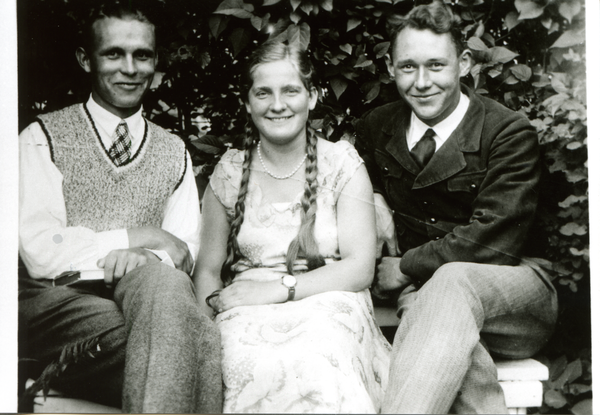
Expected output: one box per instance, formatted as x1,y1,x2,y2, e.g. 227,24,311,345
285,127,325,275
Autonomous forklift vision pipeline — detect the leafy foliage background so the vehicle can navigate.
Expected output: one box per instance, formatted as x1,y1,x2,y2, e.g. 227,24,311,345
18,0,590,412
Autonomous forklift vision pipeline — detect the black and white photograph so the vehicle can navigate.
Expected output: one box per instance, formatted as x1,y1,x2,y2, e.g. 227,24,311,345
1,0,598,413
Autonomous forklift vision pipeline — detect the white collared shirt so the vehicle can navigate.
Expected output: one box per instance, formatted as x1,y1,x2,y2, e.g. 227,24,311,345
407,92,470,152
86,95,146,155
19,95,201,279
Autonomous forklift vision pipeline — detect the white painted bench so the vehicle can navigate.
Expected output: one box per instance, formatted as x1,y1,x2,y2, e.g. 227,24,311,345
375,307,548,414
27,309,548,414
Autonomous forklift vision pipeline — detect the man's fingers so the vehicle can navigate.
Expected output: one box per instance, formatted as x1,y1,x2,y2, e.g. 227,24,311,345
102,253,117,287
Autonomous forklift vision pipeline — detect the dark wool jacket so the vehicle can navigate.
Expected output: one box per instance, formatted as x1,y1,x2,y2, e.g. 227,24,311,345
355,85,542,286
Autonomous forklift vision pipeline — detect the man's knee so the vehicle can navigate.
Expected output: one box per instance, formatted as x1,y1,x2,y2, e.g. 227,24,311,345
423,262,480,293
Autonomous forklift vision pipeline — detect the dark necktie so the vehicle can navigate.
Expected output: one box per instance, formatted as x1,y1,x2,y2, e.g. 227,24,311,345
410,128,436,169
108,121,132,166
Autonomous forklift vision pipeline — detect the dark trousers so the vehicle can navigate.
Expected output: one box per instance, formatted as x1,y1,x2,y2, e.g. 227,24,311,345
19,263,223,413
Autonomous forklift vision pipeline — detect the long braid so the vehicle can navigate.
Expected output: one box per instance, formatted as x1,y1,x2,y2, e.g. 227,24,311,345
220,122,256,285
285,127,325,274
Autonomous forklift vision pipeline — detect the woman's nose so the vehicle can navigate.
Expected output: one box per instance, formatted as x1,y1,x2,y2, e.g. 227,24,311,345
269,93,286,112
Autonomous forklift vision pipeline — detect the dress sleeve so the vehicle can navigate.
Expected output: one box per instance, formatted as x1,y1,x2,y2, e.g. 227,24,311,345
321,140,364,201
209,149,244,219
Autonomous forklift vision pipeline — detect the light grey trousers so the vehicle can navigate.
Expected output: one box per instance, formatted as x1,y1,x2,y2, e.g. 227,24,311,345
19,262,223,413
382,260,558,414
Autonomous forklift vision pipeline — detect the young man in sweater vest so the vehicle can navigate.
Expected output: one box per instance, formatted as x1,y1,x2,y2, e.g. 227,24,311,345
355,2,558,413
18,2,222,412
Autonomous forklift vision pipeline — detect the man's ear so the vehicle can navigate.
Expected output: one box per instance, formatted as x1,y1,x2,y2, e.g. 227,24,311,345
76,47,92,73
459,49,473,78
384,54,395,78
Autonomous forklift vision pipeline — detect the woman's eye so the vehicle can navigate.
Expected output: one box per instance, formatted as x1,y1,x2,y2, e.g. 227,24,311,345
401,64,415,72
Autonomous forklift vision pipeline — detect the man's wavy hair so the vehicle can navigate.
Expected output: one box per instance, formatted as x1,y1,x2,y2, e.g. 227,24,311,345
79,0,163,53
389,1,465,58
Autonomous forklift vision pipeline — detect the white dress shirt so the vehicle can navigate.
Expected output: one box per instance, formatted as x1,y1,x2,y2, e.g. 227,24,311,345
19,95,201,279
407,92,470,152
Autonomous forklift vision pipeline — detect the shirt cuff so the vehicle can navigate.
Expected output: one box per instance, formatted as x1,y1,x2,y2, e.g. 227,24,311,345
96,229,129,259
146,249,175,268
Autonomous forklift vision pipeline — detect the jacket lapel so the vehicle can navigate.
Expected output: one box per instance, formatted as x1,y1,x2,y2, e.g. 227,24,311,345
412,86,486,189
383,104,422,175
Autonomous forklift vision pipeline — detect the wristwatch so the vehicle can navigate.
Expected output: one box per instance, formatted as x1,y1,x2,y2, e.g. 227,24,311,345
281,275,297,302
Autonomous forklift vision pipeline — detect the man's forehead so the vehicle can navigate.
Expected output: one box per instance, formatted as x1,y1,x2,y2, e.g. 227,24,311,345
91,16,156,49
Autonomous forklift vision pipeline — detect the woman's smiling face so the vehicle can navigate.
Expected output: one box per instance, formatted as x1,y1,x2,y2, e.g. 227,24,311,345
245,60,317,147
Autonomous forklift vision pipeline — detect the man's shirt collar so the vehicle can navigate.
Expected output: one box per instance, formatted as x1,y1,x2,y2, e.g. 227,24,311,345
86,95,145,151
407,92,470,151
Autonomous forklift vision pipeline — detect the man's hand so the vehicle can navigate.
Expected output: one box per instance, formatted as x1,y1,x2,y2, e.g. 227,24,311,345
128,227,194,274
374,193,399,258
372,256,413,298
98,248,160,287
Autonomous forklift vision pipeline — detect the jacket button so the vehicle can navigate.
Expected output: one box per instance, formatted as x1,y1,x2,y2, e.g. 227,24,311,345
470,183,477,190
383,166,389,172
430,218,437,224
422,201,428,205
435,236,441,240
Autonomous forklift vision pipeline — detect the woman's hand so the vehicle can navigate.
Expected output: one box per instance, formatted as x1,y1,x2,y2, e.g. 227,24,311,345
209,279,288,313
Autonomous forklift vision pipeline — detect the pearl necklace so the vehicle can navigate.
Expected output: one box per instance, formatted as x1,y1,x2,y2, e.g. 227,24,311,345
257,141,307,180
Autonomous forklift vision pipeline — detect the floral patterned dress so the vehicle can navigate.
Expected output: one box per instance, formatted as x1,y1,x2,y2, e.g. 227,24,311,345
210,139,391,413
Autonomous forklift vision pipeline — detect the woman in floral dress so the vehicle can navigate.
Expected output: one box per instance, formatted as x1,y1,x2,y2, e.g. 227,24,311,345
193,39,391,413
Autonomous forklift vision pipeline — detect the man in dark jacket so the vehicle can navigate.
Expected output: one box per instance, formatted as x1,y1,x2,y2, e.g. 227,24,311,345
355,2,557,413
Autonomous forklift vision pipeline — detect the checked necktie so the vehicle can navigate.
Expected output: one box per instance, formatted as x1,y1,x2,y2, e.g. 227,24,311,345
410,128,436,169
108,121,132,166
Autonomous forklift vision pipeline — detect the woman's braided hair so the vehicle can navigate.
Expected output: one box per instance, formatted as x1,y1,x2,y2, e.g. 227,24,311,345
220,40,325,285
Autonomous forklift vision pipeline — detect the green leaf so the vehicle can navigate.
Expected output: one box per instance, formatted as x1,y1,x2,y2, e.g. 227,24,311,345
572,399,593,415
559,222,587,236
374,41,390,59
229,27,250,56
291,0,301,10
542,93,569,117
340,43,352,55
467,36,488,51
514,0,545,20
214,8,253,19
262,0,281,5
209,15,229,39
509,64,532,81
288,22,310,50
551,30,585,48
290,11,301,24
559,1,582,23
504,74,519,85
300,3,314,15
250,15,262,31
354,55,373,68
363,80,381,103
490,46,518,63
558,194,586,209
330,77,348,99
504,11,520,31
347,18,362,32
567,141,582,150
320,0,333,12
544,389,567,408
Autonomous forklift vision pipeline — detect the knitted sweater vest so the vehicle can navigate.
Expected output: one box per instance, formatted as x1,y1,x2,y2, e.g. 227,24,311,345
37,104,186,232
